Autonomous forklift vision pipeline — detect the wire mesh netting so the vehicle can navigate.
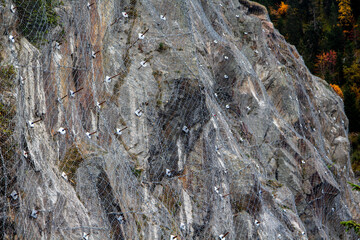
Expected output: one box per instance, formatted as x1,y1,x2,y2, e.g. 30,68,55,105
0,0,358,239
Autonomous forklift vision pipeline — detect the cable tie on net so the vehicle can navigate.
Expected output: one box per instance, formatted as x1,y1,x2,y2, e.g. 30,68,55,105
82,232,90,240
30,209,38,219
92,50,100,58
104,76,111,83
61,172,68,180
55,127,67,136
166,169,173,177
122,12,128,18
23,151,29,158
105,72,122,83
160,14,167,20
96,100,106,109
55,41,61,50
129,28,149,49
180,223,186,231
219,232,229,239
10,4,17,13
86,131,97,139
182,126,189,133
138,33,145,40
138,59,148,69
135,109,143,117
116,215,125,224
116,127,127,135
9,34,16,43
19,76,25,84
10,190,18,200
138,28,149,40
87,2,95,9
170,235,177,240
70,87,84,97
28,118,43,128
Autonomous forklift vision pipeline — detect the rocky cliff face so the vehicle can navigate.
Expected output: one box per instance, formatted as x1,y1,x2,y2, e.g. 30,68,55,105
1,0,359,239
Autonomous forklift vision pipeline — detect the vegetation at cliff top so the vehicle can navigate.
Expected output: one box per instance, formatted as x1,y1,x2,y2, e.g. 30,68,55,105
254,0,360,177
255,0,360,131
254,0,360,234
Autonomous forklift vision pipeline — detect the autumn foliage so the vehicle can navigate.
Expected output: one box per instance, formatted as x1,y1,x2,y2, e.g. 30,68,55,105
259,0,360,134
277,2,289,16
330,84,344,99
315,50,337,78
337,0,354,33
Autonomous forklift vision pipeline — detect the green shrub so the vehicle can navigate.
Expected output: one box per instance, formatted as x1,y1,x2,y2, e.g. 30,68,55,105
348,182,360,191
14,0,60,44
59,145,83,186
157,42,168,52
0,65,16,90
0,65,16,155
0,103,16,149
131,167,142,179
341,220,360,236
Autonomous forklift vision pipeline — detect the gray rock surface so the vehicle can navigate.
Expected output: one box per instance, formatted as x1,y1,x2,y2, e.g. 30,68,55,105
1,0,359,239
